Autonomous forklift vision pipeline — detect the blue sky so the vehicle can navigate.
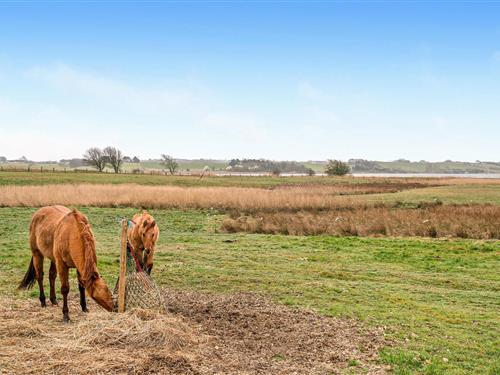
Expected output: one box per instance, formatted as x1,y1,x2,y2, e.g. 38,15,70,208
0,1,499,162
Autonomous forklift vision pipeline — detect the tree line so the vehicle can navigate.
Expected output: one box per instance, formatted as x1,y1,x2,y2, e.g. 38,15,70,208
83,147,179,174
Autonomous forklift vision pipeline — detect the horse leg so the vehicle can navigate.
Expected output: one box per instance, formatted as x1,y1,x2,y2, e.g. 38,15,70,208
77,271,89,312
57,262,70,323
32,252,46,307
49,261,58,305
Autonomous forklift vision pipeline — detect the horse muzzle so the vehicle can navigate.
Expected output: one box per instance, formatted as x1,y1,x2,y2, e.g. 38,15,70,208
143,250,153,275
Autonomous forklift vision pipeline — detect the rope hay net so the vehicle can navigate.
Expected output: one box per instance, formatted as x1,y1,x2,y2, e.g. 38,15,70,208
113,223,165,312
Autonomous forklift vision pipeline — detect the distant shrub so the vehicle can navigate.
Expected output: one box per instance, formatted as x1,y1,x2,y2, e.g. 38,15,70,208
325,159,350,176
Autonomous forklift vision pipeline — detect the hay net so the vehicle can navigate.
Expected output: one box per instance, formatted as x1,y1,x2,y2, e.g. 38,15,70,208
113,224,164,312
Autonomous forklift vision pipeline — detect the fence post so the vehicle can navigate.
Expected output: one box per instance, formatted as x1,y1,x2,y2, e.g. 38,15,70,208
117,219,128,313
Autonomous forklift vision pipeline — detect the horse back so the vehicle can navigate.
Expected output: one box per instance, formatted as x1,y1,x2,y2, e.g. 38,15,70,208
53,209,98,281
30,205,71,260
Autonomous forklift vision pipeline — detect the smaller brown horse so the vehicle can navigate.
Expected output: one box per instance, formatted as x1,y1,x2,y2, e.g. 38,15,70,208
127,211,159,274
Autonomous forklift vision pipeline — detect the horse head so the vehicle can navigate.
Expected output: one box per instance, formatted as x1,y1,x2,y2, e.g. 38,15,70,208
88,273,114,311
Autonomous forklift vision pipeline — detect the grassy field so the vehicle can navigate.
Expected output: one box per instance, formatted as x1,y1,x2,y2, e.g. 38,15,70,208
1,170,499,192
1,207,498,374
0,173,498,374
0,170,343,187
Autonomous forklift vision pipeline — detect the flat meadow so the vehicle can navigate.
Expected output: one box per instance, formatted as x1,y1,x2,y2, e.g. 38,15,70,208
0,171,498,374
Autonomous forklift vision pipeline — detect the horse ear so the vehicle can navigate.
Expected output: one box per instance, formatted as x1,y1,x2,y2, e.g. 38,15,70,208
149,220,156,229
143,220,149,227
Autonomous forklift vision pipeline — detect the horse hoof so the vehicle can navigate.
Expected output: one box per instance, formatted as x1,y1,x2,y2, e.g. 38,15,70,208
50,299,58,306
63,316,70,323
82,308,89,313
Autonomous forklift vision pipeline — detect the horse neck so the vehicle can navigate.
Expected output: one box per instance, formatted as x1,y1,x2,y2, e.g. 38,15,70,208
71,213,98,289
130,226,144,249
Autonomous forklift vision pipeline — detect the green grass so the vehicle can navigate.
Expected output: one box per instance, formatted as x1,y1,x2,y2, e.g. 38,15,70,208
0,170,296,187
0,170,415,188
375,161,500,174
1,207,498,374
365,185,500,205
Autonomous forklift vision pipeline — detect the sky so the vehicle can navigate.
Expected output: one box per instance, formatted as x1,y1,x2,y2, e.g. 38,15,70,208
0,1,499,162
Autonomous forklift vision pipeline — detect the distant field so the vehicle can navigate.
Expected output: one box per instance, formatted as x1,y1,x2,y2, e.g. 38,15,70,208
0,171,308,187
0,170,458,188
2,159,500,174
374,160,500,174
0,160,229,173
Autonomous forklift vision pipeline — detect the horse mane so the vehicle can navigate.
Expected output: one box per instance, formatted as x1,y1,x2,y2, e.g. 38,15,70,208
70,210,99,291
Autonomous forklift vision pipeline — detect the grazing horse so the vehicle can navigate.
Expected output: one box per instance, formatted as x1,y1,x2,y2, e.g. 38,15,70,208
127,211,159,274
19,206,113,322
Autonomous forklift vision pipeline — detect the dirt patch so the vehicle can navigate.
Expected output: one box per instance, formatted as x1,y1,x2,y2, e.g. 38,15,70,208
0,290,387,374
165,290,388,374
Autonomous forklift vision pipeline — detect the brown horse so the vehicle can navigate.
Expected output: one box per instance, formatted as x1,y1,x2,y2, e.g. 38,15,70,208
127,211,159,274
19,206,113,322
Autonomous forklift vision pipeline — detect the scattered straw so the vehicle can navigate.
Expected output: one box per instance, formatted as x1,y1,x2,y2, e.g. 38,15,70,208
0,296,199,375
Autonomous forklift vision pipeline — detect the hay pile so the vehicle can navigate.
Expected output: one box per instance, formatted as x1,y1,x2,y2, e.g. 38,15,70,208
0,296,201,374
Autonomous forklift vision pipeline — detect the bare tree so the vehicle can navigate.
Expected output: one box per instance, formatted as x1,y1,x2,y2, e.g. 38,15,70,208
160,154,179,175
103,146,124,173
83,147,107,172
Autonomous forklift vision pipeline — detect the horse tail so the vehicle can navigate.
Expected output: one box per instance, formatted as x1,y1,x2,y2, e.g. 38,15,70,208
71,210,98,291
18,257,36,290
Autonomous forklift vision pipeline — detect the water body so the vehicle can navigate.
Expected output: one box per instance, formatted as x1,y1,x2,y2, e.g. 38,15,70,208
214,172,500,179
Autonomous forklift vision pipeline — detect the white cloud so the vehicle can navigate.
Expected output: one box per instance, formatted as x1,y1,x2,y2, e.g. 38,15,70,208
307,106,339,124
297,81,335,102
431,116,449,131
0,63,276,160
25,63,205,114
296,82,339,130
200,111,269,142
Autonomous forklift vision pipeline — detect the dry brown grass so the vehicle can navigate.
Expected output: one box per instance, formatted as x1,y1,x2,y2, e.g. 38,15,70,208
0,180,498,210
221,204,500,239
0,183,367,210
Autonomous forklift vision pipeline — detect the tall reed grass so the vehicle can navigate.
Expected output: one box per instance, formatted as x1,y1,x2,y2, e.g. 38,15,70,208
221,204,500,239
0,184,365,210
